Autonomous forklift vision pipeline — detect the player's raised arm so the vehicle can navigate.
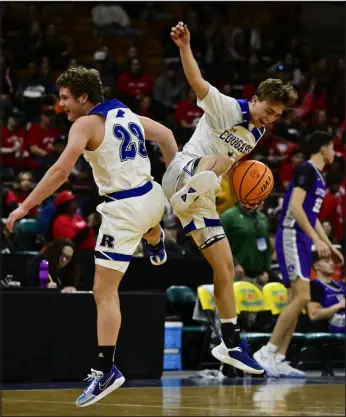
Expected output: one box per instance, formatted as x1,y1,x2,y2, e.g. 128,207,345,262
171,22,209,100
5,117,91,232
138,115,178,167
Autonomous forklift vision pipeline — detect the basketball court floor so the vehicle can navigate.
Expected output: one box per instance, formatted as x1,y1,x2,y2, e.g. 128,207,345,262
2,371,345,416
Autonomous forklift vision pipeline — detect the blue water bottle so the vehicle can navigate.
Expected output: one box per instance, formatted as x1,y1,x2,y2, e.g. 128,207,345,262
39,260,50,288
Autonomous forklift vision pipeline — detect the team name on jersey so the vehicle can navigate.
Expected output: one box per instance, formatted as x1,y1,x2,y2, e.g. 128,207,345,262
219,128,253,155
316,188,326,198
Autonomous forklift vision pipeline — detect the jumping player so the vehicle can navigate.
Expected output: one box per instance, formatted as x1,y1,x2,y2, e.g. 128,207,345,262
162,22,298,374
253,131,344,377
6,66,178,406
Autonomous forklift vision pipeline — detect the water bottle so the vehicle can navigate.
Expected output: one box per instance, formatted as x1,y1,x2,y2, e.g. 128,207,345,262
39,260,50,288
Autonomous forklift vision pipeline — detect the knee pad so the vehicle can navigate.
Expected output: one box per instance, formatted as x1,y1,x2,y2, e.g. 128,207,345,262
191,226,226,250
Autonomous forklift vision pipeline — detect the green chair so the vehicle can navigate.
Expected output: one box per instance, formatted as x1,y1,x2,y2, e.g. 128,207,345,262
14,219,38,250
166,286,206,369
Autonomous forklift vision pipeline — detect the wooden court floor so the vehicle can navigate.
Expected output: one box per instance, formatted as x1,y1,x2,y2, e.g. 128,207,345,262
2,377,345,416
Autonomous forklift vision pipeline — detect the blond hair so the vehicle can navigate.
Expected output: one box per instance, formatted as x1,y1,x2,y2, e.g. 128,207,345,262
256,79,298,108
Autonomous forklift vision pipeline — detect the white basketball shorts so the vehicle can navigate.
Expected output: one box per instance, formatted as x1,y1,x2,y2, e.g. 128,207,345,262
162,152,221,234
95,181,165,273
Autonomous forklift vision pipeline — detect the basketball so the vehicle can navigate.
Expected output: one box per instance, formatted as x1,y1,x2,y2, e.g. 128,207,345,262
230,160,274,206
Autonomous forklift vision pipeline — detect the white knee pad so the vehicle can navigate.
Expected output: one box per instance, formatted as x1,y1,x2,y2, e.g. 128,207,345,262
191,226,226,250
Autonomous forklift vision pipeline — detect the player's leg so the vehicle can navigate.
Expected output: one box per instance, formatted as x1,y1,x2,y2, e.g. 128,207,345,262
76,202,142,407
266,279,308,376
170,155,234,213
143,223,167,266
276,289,298,356
191,228,263,374
76,263,127,407
254,229,309,377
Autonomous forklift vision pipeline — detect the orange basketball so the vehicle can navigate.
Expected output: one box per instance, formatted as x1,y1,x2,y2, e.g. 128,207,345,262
230,160,274,206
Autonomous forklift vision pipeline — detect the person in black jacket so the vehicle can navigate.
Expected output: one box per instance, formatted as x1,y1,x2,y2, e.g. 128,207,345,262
23,239,79,292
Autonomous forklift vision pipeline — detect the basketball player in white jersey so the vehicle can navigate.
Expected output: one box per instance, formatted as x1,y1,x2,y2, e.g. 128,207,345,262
6,66,178,407
162,22,298,373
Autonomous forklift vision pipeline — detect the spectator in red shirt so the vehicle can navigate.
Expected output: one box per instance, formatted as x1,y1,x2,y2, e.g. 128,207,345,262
47,191,96,250
175,88,204,146
278,149,306,190
319,182,345,244
13,171,38,218
1,187,19,218
27,104,62,170
1,112,28,170
117,58,153,109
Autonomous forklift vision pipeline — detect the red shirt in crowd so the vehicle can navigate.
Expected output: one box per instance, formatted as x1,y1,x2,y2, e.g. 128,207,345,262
14,190,38,218
278,161,294,189
175,100,204,127
27,124,62,153
319,184,345,244
4,189,18,206
117,72,153,98
1,125,28,168
52,214,96,250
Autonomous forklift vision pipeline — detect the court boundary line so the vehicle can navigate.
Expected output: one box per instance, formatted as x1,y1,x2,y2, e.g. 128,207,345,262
3,398,345,416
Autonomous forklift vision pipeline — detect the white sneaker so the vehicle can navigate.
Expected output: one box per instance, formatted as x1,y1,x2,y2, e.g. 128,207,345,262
170,171,219,213
275,357,306,378
253,346,280,378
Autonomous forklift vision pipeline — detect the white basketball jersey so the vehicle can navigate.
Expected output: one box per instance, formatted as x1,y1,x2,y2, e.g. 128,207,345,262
84,99,152,195
181,84,265,161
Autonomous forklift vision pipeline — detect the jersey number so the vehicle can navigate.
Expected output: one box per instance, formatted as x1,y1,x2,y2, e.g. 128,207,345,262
312,197,323,214
113,123,147,162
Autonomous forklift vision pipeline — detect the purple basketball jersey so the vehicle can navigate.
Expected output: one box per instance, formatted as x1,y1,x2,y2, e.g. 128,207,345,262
276,161,327,287
280,161,326,233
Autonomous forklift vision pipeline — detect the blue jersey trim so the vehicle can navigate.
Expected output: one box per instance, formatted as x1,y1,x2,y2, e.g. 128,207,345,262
95,250,132,262
89,99,128,117
235,99,265,142
103,181,153,202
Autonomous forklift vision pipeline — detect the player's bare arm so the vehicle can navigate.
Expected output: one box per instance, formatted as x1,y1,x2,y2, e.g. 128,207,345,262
138,116,178,167
5,117,92,232
290,187,330,257
170,21,209,100
315,218,344,265
308,299,345,321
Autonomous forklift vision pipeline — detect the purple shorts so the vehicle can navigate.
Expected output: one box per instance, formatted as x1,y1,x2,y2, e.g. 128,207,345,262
275,227,312,288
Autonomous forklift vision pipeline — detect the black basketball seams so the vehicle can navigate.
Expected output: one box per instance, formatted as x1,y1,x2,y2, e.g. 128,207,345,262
244,166,268,203
238,161,256,203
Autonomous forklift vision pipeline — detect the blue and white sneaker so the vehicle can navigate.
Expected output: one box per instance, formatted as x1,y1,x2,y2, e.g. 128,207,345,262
211,339,264,374
275,357,306,378
76,365,125,407
144,230,167,266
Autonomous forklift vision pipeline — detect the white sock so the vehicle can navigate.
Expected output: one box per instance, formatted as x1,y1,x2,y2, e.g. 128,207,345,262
266,342,278,353
276,353,285,361
220,317,237,325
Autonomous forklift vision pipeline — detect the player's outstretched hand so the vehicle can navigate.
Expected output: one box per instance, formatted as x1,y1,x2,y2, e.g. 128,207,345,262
330,246,344,266
170,21,190,48
5,206,29,233
314,239,331,259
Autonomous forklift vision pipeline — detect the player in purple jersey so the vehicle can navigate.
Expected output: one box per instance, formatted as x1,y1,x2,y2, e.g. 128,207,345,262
253,131,344,378
308,252,345,333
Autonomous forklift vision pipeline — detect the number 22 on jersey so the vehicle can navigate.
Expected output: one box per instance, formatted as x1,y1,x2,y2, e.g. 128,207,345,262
113,123,147,162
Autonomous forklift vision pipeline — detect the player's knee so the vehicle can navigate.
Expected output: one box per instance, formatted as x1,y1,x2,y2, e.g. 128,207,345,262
93,277,118,305
296,292,311,306
213,258,235,283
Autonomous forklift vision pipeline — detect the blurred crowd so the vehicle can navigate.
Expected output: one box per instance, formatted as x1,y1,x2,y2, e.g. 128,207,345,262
1,2,345,292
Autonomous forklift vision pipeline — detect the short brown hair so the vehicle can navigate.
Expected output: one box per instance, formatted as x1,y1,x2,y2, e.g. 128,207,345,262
256,79,298,108
56,66,104,104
